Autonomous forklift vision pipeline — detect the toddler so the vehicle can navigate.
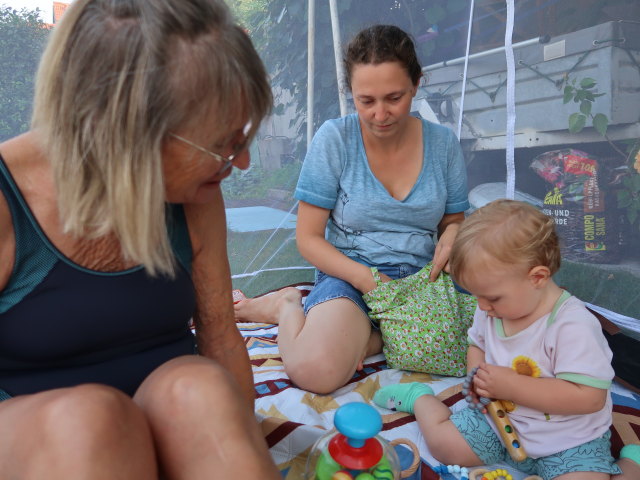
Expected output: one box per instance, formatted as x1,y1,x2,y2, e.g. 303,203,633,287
373,199,640,479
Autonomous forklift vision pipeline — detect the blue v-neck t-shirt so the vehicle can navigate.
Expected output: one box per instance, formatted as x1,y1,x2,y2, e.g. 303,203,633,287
294,114,470,269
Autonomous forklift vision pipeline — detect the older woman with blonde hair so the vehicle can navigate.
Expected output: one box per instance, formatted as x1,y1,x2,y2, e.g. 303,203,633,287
0,0,279,478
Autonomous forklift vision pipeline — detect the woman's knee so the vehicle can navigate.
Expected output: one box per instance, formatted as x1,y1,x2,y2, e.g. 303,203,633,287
136,355,239,412
37,384,147,442
286,355,355,394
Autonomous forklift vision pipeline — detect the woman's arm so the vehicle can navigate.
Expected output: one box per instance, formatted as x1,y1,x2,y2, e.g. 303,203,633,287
184,188,255,406
296,201,388,293
429,211,465,281
0,167,15,293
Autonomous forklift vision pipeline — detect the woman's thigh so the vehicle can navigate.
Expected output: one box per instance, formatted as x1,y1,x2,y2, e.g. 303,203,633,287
304,271,369,317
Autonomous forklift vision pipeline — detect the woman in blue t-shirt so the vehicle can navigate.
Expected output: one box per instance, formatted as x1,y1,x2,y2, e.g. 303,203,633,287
235,25,470,394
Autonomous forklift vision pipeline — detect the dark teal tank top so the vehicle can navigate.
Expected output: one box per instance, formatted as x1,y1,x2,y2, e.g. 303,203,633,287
0,154,197,396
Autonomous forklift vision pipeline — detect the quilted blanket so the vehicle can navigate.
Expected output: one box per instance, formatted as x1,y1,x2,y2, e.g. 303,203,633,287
240,284,640,480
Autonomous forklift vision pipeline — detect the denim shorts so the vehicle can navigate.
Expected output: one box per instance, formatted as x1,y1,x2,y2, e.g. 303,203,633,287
450,407,622,479
0,389,11,402
303,264,421,323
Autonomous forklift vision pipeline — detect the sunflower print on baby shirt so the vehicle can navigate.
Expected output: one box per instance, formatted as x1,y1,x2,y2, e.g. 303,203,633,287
507,355,550,419
512,355,541,377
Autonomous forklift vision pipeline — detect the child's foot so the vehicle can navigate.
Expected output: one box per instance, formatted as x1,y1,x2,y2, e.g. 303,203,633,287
620,444,640,464
619,444,640,478
373,383,434,414
234,287,302,324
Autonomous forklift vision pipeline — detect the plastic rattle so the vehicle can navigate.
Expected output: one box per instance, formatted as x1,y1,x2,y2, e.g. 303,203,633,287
462,368,527,463
305,402,420,480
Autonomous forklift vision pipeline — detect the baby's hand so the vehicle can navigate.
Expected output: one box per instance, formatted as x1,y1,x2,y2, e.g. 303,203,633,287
473,362,518,400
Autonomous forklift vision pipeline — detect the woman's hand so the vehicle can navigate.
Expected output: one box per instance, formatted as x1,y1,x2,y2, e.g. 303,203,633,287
360,269,393,294
297,201,394,294
430,212,464,281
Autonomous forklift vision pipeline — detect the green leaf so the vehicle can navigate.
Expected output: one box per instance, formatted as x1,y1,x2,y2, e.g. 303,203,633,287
580,78,596,89
565,194,585,202
629,209,638,226
580,100,592,115
563,85,574,104
593,113,608,136
567,182,585,195
568,113,586,133
617,190,631,208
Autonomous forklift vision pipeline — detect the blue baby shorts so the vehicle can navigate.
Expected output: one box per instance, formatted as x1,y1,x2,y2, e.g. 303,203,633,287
450,407,621,480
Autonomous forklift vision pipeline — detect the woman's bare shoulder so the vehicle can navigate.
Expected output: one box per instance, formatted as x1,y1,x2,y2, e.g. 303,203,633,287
0,132,44,291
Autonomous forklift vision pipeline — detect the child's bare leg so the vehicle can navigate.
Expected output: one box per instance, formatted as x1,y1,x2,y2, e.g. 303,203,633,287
374,383,481,466
613,445,640,480
414,396,481,466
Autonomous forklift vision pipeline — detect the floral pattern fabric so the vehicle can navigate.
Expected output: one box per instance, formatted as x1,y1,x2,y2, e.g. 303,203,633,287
363,264,476,377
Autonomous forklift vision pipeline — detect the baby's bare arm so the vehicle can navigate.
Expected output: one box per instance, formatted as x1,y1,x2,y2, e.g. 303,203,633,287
474,362,607,415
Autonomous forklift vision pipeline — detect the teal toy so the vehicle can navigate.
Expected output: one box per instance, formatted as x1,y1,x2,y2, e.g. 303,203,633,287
305,402,402,480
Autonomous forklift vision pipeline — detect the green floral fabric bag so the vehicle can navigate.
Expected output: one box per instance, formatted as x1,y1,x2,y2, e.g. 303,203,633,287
363,263,476,377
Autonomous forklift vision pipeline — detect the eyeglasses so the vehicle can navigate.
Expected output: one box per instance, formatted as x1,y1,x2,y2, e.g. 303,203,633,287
169,132,248,175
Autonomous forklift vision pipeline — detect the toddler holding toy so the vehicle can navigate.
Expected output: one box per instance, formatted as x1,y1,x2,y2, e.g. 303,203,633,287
373,199,640,479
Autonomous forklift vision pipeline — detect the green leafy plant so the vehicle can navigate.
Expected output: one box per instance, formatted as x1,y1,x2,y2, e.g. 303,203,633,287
616,147,640,230
563,76,640,232
563,77,608,135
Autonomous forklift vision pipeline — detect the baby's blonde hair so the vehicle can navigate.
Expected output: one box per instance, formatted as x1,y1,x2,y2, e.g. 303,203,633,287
450,199,561,288
31,0,272,276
